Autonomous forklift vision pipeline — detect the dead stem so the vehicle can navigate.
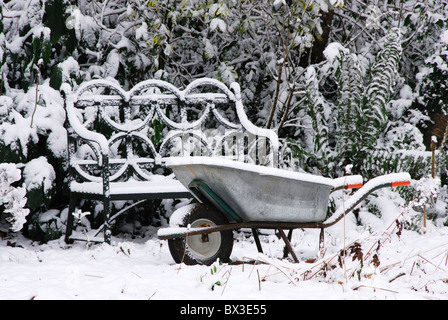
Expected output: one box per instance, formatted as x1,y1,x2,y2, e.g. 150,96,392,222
418,254,448,273
389,272,405,283
380,242,448,275
352,285,399,294
256,255,297,286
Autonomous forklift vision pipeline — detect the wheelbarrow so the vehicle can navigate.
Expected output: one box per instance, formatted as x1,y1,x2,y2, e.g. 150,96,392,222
157,157,411,265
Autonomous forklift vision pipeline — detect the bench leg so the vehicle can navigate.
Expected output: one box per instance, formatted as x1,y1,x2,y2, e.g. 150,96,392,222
65,196,76,244
103,197,111,244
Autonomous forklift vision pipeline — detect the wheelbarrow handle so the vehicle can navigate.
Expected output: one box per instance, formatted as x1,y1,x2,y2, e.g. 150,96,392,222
323,172,411,228
331,175,364,193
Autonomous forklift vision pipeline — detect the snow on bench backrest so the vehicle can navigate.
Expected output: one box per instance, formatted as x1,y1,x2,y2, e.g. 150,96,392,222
65,78,279,183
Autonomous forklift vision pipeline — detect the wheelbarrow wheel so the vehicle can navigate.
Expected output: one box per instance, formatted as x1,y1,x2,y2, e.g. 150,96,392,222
168,203,233,266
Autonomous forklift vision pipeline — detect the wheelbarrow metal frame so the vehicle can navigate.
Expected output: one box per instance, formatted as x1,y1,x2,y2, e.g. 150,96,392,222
158,175,411,263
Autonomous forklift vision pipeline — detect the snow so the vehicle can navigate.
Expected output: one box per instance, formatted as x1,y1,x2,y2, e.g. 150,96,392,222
166,156,363,189
1,0,447,303
1,156,446,301
65,93,109,155
202,38,215,59
23,157,56,193
58,57,80,84
440,30,448,45
69,176,188,195
4,153,444,300
0,163,29,232
32,26,51,42
168,203,199,227
330,0,344,8
273,0,286,9
1,213,447,300
323,42,349,63
135,22,149,41
210,18,227,33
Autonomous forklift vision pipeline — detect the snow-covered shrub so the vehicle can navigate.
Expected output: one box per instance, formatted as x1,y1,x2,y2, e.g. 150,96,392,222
0,163,29,232
284,28,412,178
394,176,443,233
0,1,73,240
0,158,58,237
22,156,56,211
415,29,448,186
27,208,66,243
0,83,66,215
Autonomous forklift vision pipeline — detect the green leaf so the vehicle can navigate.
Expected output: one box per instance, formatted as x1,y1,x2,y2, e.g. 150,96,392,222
32,37,43,64
42,41,52,65
150,118,164,146
43,0,66,44
49,66,62,90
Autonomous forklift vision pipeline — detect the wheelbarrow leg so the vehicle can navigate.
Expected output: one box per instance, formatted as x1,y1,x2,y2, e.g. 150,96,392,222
278,228,299,263
252,228,264,254
283,230,293,259
319,227,325,257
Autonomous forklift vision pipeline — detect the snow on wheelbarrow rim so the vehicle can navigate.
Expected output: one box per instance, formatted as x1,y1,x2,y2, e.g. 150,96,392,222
165,156,363,190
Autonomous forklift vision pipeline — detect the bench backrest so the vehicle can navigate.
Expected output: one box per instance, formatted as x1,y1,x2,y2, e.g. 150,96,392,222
64,78,279,184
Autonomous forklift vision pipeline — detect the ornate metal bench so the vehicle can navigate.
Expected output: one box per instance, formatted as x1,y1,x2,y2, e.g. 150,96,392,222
62,78,278,244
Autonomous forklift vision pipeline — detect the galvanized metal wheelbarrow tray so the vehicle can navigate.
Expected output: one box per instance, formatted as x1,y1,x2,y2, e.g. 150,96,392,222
158,157,411,264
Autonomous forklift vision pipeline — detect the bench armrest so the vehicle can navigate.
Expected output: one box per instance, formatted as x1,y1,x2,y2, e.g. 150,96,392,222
65,97,109,160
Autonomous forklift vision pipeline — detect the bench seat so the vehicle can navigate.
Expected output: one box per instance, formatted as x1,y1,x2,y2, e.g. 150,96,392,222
69,177,190,199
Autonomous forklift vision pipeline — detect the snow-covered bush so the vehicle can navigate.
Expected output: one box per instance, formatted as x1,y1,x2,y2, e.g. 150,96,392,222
283,28,427,179
22,156,56,211
415,29,448,186
0,80,66,229
27,208,67,243
0,158,57,237
1,1,71,238
0,163,29,232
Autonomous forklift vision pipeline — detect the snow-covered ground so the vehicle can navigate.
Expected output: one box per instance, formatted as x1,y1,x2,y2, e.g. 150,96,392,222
1,202,448,301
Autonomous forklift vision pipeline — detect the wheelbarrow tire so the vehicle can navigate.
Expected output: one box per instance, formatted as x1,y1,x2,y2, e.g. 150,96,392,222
168,203,233,266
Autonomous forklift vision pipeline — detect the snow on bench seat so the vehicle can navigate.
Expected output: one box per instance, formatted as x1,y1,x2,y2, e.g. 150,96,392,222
69,177,188,196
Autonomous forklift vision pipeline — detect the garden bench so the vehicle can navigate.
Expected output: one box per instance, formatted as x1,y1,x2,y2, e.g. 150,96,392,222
62,78,279,244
